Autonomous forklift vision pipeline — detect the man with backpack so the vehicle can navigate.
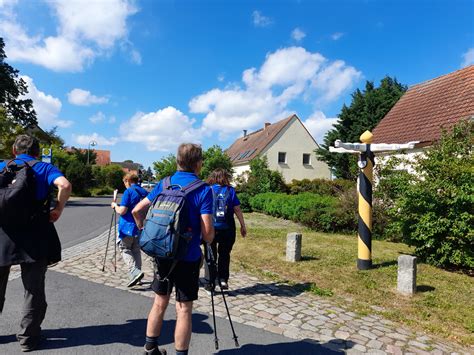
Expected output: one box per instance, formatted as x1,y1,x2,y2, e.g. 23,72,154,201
0,135,72,352
111,173,148,287
132,143,214,355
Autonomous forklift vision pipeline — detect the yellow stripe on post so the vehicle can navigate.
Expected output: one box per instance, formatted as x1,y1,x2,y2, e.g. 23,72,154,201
358,235,371,260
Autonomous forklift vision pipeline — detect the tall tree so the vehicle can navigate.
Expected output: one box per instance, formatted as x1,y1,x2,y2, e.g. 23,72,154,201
0,38,37,127
317,76,407,180
201,145,233,179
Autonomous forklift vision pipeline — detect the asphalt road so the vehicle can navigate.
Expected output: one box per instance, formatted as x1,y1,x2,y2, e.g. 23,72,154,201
55,196,118,249
0,271,340,354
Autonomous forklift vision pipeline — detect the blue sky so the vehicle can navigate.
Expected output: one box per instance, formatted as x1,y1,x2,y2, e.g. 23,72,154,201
1,0,473,168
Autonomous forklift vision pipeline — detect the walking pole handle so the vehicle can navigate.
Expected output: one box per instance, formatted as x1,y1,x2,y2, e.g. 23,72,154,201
113,189,118,202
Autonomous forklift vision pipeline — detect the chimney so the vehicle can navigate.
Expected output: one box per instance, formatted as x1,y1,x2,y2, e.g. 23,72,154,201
243,129,247,137
264,122,271,130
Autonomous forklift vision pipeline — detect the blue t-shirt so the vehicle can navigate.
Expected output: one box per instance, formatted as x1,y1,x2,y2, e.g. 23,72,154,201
118,184,148,238
0,154,63,201
146,171,213,262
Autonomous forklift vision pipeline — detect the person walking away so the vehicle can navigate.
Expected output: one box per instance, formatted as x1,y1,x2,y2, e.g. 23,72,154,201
0,135,72,352
206,169,246,291
111,173,148,287
132,143,214,355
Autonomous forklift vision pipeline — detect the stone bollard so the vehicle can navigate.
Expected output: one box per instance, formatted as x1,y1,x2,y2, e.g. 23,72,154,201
286,232,302,262
397,255,417,295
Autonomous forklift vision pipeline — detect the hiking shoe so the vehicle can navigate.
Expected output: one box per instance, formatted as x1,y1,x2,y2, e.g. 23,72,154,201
204,284,214,296
143,345,167,355
20,341,39,352
127,269,144,287
220,281,229,290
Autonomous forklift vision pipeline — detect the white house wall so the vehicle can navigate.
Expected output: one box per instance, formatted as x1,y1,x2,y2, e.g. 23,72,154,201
261,118,331,182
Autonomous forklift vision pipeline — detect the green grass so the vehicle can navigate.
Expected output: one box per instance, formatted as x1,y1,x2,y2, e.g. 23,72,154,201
231,212,474,346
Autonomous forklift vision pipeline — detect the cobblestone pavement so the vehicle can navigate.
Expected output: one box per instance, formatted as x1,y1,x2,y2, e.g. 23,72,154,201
10,229,471,354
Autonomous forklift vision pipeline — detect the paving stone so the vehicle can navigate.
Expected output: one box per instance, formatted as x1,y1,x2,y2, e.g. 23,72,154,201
367,339,384,350
385,344,403,354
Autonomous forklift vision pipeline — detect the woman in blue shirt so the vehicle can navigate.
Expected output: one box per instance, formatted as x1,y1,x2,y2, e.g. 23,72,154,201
111,173,148,287
207,169,247,290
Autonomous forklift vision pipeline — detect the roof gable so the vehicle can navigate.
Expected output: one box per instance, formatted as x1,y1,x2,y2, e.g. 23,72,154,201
373,65,474,144
226,114,316,164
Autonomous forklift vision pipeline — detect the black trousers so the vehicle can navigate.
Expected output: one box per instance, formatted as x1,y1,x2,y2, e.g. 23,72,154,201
0,260,48,346
210,228,236,283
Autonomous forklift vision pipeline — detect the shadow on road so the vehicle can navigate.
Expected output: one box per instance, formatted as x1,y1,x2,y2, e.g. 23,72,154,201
65,199,112,208
0,315,212,350
218,338,353,354
225,282,311,298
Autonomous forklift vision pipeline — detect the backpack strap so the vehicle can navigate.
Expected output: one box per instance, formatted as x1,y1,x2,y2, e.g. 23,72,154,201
6,158,40,169
162,176,172,190
181,179,207,195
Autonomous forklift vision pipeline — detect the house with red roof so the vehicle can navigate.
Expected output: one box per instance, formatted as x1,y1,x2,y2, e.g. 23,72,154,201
226,114,331,182
372,65,474,170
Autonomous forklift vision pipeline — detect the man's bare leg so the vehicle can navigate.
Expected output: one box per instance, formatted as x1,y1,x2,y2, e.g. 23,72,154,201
146,294,170,337
174,301,193,351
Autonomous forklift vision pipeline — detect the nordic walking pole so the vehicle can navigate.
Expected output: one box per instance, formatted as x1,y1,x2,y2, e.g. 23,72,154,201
113,189,118,272
102,189,118,272
206,244,219,349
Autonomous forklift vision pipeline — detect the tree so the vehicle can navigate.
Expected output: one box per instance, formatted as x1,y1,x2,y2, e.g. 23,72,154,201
153,154,177,180
0,106,24,159
0,38,37,127
378,120,473,269
317,76,407,180
201,145,233,179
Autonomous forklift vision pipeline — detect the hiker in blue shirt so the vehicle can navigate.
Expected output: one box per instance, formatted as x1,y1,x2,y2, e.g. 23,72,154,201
206,168,247,291
111,173,148,287
132,143,214,355
0,135,72,352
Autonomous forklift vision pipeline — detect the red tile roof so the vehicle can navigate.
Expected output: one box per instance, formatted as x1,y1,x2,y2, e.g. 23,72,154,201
226,115,296,164
373,65,474,145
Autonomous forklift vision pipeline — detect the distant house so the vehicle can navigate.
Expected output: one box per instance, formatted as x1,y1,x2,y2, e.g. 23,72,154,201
112,161,144,176
373,65,474,171
94,150,111,166
226,114,331,182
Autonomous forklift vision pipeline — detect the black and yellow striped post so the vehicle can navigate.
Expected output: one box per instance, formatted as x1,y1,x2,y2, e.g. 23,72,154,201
357,131,374,270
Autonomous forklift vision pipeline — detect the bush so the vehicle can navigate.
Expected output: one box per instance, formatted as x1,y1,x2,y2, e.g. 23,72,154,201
249,192,343,232
90,186,114,196
237,192,252,212
378,120,474,269
287,178,353,196
236,156,287,196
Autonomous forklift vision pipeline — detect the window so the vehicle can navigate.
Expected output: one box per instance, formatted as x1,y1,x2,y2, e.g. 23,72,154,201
278,152,287,164
303,153,311,165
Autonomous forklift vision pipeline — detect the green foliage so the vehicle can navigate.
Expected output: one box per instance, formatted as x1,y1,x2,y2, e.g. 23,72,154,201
317,76,407,180
378,120,474,269
0,106,24,159
0,38,37,127
288,178,353,196
237,192,252,212
248,192,356,232
90,186,114,196
92,164,124,192
236,156,287,195
201,145,233,179
65,160,92,196
153,154,177,180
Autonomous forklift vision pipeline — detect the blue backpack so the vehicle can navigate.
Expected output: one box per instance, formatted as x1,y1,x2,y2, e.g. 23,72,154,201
212,186,231,230
139,176,206,260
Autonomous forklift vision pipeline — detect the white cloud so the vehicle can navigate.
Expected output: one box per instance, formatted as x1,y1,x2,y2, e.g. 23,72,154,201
73,132,118,146
189,47,360,137
461,48,474,67
108,116,117,124
331,32,344,40
252,10,272,27
0,0,139,72
303,111,338,143
68,88,109,106
89,111,106,124
120,106,202,151
291,28,306,42
312,60,362,102
20,75,73,128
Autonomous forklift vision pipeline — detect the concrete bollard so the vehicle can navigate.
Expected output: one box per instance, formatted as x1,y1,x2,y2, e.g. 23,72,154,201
397,255,417,295
286,232,302,262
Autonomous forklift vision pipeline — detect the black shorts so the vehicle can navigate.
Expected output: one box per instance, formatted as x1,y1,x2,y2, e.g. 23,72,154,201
151,258,201,302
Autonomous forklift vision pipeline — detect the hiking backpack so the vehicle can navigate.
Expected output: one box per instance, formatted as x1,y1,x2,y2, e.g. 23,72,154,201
212,186,231,230
139,176,206,260
0,159,39,227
